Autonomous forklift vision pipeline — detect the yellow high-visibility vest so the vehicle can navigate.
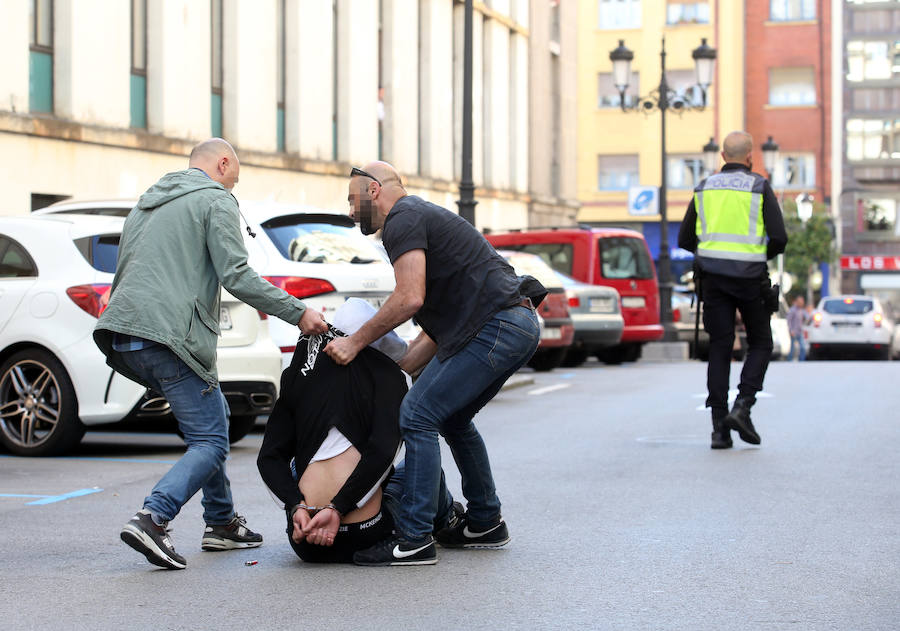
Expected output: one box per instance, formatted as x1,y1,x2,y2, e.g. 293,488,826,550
694,170,767,264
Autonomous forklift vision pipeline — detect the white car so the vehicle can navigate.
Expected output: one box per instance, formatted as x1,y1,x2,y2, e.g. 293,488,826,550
807,294,894,360
38,199,416,369
0,214,281,456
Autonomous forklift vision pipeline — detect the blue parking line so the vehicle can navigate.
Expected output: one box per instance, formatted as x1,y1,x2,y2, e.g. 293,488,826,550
27,488,103,505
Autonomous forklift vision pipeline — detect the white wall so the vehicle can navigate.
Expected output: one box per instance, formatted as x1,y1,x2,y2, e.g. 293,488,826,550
147,0,211,140
288,0,334,160
336,0,379,165
381,0,419,174
419,0,454,180
55,0,130,127
483,19,511,190
0,3,30,114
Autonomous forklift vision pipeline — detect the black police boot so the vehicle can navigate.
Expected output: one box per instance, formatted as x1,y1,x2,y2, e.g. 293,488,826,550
710,416,732,449
725,397,761,445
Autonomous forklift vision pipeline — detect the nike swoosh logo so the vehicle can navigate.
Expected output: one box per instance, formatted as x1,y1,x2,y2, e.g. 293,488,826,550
463,523,502,538
392,543,432,558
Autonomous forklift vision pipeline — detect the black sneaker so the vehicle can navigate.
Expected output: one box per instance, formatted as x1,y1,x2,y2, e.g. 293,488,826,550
120,509,186,570
435,514,510,549
201,514,263,551
353,535,437,566
434,501,465,534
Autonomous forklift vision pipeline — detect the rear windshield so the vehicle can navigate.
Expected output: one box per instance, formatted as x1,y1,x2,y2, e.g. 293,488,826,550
74,234,120,273
261,215,383,264
822,298,873,315
599,237,653,280
498,243,574,276
500,252,561,289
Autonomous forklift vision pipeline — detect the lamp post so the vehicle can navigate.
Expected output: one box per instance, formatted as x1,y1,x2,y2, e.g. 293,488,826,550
702,137,719,176
796,192,815,305
761,135,779,182
610,37,717,342
456,0,477,225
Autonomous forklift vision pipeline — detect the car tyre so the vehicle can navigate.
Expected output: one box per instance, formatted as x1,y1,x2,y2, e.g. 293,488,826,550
0,349,84,457
560,348,588,368
527,348,567,372
228,414,258,443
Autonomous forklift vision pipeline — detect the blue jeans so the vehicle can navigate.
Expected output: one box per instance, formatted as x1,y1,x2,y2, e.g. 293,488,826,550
120,345,234,526
393,305,540,542
787,333,805,361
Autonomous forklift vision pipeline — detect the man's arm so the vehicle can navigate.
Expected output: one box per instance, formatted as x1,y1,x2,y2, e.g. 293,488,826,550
678,198,699,253
762,182,788,259
324,249,426,365
398,330,437,375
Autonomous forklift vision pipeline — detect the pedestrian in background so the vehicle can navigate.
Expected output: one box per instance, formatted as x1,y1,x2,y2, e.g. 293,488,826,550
95,138,328,570
678,131,787,449
324,162,543,566
786,294,809,361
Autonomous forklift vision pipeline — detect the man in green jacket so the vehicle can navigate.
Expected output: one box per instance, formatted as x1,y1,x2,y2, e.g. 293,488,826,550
95,138,327,570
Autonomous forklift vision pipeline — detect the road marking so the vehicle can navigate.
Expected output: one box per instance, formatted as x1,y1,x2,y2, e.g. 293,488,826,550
0,487,103,505
528,384,571,396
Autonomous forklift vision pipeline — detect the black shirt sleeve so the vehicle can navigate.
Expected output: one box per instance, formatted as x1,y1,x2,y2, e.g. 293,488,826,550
678,198,699,253
256,369,304,510
383,203,428,263
762,181,788,259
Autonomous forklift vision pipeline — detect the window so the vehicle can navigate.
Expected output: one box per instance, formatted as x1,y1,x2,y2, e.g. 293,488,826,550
597,72,638,108
30,193,69,211
73,235,120,273
770,0,815,21
771,153,815,188
597,155,639,191
29,0,53,113
667,155,704,189
847,118,900,160
261,216,385,264
847,40,898,82
860,197,896,232
666,69,704,105
849,8,900,34
598,0,641,30
822,298,873,315
0,237,38,278
852,87,900,111
666,2,710,25
131,0,147,129
276,0,286,152
599,237,653,280
503,243,575,276
769,67,816,105
211,0,223,137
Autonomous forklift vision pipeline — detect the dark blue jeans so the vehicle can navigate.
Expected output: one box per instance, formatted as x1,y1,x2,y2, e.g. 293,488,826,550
392,305,540,542
120,345,234,525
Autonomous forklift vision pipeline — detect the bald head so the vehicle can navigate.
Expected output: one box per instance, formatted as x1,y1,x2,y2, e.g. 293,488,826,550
189,138,240,190
347,160,407,235
722,131,753,163
361,161,403,188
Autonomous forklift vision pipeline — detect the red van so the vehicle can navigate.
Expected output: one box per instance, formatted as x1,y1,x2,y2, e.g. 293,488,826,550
486,227,663,363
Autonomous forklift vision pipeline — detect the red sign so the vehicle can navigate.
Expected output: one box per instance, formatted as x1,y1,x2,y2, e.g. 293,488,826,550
841,256,900,271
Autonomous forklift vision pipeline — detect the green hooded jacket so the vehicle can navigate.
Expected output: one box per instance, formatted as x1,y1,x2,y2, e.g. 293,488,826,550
94,168,306,388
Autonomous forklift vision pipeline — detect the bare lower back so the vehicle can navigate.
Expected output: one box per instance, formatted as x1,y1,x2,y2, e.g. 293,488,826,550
298,446,382,523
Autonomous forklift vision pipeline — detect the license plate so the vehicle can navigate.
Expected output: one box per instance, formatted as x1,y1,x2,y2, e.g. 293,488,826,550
589,297,615,313
219,306,233,331
832,321,861,327
541,327,562,340
621,296,646,309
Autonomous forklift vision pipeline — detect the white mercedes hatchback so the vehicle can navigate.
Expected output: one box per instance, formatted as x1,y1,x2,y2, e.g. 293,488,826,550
0,214,282,456
38,199,415,369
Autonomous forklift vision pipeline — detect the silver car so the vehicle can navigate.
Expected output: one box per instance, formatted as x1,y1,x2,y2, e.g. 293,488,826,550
553,271,624,367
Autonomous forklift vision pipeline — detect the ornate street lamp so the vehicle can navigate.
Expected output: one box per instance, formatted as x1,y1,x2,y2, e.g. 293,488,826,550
761,135,779,181
609,37,717,342
702,136,720,176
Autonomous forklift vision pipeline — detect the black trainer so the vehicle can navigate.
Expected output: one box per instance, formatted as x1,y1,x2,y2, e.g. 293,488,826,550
353,535,437,566
201,514,263,551
435,513,510,549
434,501,465,534
725,403,761,445
120,509,186,570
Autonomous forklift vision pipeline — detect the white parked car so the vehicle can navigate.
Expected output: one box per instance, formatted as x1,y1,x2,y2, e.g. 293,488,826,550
0,214,281,456
807,294,894,360
38,199,416,369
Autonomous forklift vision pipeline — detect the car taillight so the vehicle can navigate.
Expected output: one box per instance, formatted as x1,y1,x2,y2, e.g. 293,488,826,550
672,308,681,323
567,292,580,308
263,276,336,299
66,284,112,318
873,313,883,328
813,312,823,327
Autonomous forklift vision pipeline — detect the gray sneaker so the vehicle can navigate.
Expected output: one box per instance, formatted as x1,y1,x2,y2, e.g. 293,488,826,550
201,514,263,551
120,509,186,570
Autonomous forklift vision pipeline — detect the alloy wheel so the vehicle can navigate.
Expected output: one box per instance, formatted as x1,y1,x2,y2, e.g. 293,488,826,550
0,359,62,449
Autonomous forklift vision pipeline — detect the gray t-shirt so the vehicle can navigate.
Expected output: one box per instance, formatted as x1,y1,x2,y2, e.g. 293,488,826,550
382,195,522,361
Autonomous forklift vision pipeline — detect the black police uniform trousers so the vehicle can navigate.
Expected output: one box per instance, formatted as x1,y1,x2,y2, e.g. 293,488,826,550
702,272,773,418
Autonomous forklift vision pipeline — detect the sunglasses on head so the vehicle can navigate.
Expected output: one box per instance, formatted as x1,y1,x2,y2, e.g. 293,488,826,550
350,167,382,186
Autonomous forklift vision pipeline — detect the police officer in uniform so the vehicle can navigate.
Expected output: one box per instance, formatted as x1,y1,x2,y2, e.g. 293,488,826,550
678,131,787,449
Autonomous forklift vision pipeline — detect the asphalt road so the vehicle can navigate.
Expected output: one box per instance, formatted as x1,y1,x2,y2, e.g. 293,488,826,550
1,358,897,630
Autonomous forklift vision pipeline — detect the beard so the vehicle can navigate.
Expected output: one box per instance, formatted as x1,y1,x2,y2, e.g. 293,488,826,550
358,200,376,235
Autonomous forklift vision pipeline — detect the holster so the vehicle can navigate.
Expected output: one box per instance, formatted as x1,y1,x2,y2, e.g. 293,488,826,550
761,276,780,315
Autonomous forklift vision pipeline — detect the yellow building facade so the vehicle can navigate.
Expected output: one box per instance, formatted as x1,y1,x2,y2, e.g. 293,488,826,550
576,0,745,236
